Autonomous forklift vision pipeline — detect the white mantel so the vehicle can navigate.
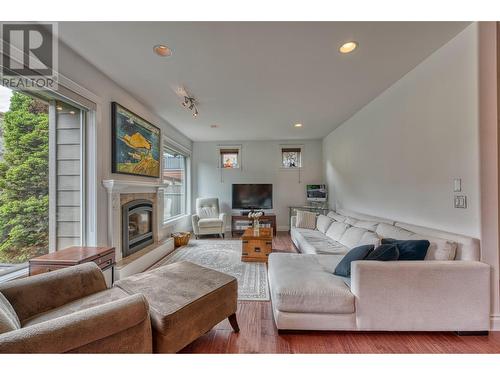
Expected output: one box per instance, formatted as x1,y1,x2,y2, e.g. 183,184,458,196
102,179,166,263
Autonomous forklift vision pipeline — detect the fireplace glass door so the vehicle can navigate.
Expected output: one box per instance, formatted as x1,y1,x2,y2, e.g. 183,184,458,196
128,211,152,244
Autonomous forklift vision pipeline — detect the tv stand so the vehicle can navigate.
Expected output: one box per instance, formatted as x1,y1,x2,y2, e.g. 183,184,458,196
231,214,276,237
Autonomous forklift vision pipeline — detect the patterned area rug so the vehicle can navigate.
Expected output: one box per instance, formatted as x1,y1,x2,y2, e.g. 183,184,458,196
152,239,270,301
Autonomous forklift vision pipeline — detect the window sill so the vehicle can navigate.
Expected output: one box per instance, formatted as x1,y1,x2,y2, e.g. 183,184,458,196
163,214,190,227
0,263,29,283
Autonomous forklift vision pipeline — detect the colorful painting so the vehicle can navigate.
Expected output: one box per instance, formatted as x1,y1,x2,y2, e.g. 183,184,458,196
111,102,161,178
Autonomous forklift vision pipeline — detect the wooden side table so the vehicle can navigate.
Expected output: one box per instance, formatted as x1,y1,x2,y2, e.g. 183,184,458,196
29,246,116,286
241,227,273,263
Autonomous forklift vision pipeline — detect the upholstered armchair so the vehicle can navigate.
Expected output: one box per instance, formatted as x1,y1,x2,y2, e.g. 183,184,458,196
0,263,152,353
192,197,226,239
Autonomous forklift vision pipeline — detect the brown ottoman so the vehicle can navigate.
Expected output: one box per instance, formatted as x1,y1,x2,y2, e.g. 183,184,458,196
115,261,239,353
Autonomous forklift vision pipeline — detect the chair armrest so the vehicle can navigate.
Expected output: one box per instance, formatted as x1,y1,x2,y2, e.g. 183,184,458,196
191,214,200,234
219,212,226,225
351,260,491,331
0,294,151,353
0,263,107,322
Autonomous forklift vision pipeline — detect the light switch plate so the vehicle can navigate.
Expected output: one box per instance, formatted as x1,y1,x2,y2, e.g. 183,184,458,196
453,178,462,192
454,195,467,209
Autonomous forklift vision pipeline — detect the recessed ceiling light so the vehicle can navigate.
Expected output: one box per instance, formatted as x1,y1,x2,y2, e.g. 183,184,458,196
294,123,303,128
153,44,172,57
339,41,358,54
210,124,218,128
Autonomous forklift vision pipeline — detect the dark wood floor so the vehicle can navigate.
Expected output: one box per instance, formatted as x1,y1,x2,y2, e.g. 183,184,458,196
180,231,500,354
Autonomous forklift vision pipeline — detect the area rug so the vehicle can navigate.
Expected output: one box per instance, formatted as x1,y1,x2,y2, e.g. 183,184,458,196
152,239,270,301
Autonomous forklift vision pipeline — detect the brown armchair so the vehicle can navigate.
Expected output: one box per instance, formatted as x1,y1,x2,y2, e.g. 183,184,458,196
0,263,152,353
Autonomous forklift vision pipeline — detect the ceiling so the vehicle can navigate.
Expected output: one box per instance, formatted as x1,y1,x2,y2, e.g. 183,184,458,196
58,22,470,141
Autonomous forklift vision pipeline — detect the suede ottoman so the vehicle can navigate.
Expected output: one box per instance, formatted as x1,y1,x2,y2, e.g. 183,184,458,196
114,261,238,353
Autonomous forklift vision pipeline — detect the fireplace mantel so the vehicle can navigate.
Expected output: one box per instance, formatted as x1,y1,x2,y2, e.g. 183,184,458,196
103,179,164,194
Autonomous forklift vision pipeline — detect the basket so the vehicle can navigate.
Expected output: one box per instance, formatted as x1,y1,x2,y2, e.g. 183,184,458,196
171,232,191,247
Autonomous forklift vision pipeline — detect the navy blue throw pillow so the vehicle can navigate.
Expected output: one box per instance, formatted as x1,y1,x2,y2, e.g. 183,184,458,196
381,238,430,260
334,244,375,277
365,244,399,261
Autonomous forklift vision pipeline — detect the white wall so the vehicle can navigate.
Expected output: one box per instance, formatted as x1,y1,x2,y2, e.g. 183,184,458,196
57,42,193,246
323,24,480,238
192,140,323,230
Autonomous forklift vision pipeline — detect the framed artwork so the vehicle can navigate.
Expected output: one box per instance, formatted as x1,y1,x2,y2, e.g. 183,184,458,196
111,102,161,178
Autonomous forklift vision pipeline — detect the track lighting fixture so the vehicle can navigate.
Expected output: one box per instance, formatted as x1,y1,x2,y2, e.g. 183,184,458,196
181,95,199,118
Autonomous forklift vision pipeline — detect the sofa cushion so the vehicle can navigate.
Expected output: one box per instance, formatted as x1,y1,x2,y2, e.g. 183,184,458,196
0,292,20,334
381,238,430,261
268,253,354,314
327,211,346,222
316,215,333,234
338,227,368,248
198,218,223,228
334,245,375,277
365,244,399,261
325,222,350,241
292,227,349,255
21,287,130,327
344,217,358,226
296,210,316,229
351,220,379,232
375,223,414,240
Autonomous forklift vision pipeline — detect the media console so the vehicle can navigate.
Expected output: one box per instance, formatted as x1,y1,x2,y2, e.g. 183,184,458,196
231,214,277,237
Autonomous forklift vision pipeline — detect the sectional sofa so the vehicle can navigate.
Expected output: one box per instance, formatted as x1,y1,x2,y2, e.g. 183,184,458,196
268,208,491,333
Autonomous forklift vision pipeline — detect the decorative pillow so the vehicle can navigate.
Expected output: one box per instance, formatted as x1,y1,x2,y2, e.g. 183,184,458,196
295,210,317,229
409,234,457,260
327,211,346,223
0,292,20,335
334,245,375,277
357,231,381,247
381,238,430,260
325,222,350,241
338,227,368,248
351,220,379,232
365,244,399,261
316,215,333,234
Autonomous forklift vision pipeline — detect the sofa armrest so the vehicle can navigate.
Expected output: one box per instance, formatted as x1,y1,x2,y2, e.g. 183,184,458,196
0,263,107,322
351,260,491,331
0,294,151,353
290,216,297,228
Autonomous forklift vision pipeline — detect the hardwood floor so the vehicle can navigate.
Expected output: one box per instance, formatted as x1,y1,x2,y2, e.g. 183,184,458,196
180,231,500,354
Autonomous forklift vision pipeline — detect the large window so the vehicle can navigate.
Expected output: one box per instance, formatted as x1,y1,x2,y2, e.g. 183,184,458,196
163,145,188,222
0,85,86,280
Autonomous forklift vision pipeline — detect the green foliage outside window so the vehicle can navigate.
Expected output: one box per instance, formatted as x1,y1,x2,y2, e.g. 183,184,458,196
0,92,49,263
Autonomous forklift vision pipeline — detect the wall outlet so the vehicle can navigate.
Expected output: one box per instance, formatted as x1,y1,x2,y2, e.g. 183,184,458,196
454,195,467,209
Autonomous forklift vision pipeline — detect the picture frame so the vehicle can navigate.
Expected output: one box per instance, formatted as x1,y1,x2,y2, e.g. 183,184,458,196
111,102,161,178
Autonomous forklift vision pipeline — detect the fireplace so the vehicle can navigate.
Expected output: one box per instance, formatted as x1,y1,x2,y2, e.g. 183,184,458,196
122,199,154,258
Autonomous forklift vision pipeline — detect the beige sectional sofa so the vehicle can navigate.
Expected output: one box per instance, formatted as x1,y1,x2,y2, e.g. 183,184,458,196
268,208,490,332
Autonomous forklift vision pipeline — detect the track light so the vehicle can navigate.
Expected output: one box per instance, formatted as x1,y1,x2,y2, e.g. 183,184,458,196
180,95,199,118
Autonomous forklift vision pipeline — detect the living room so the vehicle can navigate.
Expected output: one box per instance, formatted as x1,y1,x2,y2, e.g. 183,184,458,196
1,0,500,372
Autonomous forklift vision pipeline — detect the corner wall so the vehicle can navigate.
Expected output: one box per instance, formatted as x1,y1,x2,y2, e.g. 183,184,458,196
322,23,480,238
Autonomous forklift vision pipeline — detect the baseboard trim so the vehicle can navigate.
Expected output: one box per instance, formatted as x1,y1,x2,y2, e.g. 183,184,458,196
490,314,500,331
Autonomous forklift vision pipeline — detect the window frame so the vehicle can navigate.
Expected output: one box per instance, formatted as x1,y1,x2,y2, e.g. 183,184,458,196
162,140,191,224
279,144,304,170
217,144,242,170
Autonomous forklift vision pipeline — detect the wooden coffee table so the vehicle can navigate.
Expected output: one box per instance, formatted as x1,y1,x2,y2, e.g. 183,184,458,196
241,227,273,263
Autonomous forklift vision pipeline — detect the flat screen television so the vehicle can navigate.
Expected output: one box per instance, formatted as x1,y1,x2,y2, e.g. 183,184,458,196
232,184,273,210
306,184,327,202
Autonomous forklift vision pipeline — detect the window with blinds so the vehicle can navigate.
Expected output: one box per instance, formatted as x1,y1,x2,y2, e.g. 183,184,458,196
220,148,239,169
281,147,302,168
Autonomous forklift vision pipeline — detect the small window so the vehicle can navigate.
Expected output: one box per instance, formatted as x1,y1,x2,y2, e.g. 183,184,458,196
220,148,239,169
281,147,302,168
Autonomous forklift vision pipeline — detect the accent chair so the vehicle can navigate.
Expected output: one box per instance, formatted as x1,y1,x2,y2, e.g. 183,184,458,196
192,197,226,239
